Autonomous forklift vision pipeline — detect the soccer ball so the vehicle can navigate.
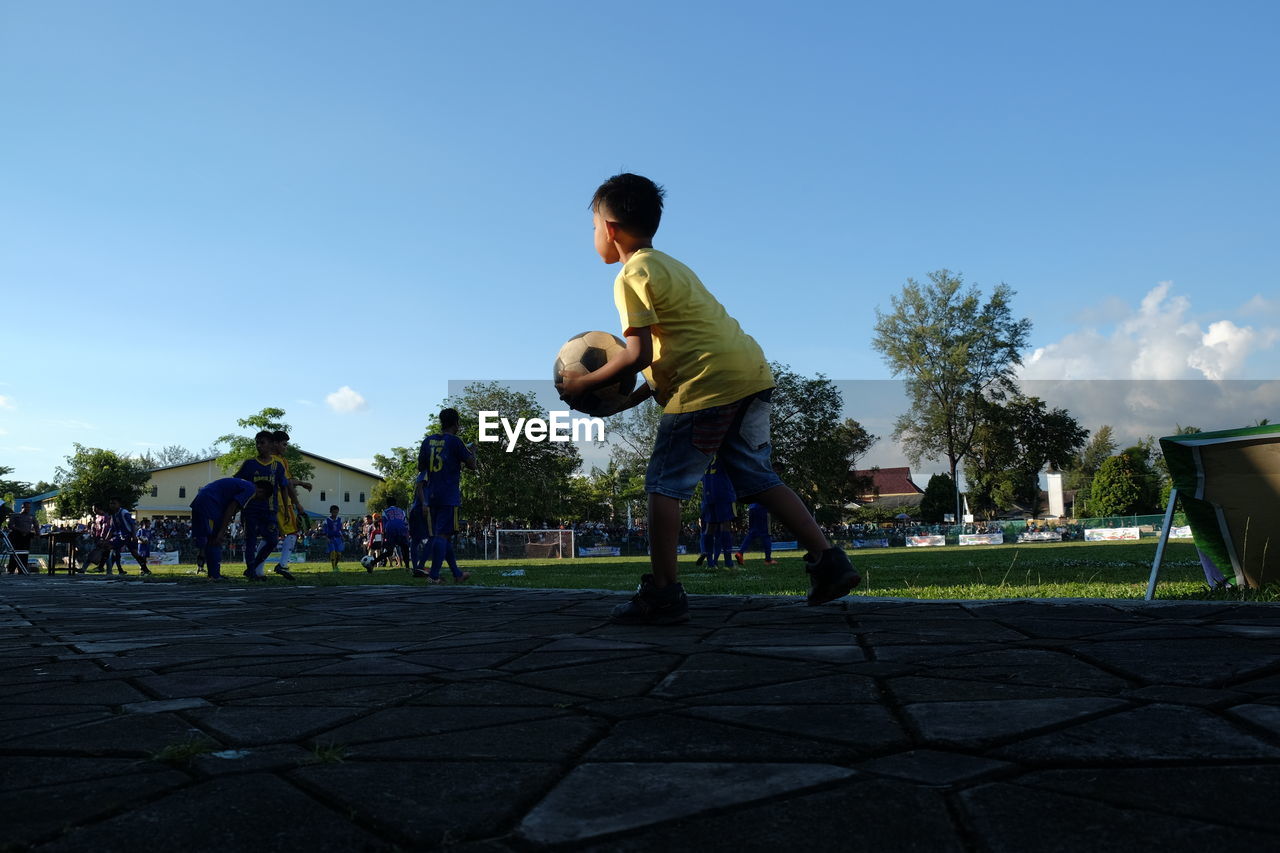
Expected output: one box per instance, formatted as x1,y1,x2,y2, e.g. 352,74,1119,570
554,331,637,417
360,555,375,570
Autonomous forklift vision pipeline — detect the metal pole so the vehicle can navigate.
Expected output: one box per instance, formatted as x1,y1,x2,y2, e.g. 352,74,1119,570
1145,487,1178,601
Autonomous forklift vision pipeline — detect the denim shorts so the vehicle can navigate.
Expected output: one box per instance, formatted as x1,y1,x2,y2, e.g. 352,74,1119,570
646,388,783,501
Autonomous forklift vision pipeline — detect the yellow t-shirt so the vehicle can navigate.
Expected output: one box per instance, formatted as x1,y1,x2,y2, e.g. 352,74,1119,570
613,248,774,413
273,455,299,535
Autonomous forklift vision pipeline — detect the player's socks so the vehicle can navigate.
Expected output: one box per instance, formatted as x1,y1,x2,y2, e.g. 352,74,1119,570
429,537,447,579
700,531,712,559
278,533,296,570
445,543,461,577
718,531,734,564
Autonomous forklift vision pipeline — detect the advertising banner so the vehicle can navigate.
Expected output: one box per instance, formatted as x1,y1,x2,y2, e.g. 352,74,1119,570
1170,525,1193,539
121,551,181,566
772,541,799,551
1018,530,1063,543
959,533,1004,546
906,535,946,547
1084,527,1141,541
850,538,891,549
578,546,621,557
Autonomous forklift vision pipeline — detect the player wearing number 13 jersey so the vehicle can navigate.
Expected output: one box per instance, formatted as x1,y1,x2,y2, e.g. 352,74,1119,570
416,408,477,582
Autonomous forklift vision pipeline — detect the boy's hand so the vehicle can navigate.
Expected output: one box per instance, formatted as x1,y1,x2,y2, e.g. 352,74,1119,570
555,368,589,401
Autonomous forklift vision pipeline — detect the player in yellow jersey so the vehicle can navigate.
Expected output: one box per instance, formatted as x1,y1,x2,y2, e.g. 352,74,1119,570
269,430,311,581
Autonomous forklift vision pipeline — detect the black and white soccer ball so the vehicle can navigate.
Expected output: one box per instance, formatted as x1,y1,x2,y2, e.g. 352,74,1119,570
360,555,375,570
553,330,637,417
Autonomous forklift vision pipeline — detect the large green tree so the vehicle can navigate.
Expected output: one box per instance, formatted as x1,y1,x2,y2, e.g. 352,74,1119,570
918,473,956,524
1089,454,1145,517
368,446,416,513
964,395,1088,519
872,270,1032,521
53,445,151,516
1,466,34,505
1063,424,1118,510
437,382,581,523
215,408,314,481
769,363,877,523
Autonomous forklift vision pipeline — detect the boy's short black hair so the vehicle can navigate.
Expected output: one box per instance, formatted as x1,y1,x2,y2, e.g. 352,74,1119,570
591,173,665,239
440,408,460,430
272,430,290,442
329,505,340,513
255,430,274,444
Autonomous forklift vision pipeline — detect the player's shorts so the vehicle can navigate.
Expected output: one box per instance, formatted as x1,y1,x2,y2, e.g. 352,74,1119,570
646,388,782,501
701,501,736,524
138,543,151,557
190,500,217,548
327,536,343,553
384,532,410,549
426,505,459,537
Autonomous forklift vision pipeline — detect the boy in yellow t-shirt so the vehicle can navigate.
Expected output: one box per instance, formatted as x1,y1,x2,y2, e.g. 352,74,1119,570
557,173,859,624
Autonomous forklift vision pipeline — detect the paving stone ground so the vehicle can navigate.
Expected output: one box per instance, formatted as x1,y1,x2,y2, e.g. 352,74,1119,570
3,576,1280,852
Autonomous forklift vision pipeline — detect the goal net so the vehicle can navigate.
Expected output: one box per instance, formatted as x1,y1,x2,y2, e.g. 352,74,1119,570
495,529,575,559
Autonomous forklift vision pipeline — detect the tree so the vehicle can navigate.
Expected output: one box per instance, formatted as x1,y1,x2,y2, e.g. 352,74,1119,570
53,445,151,516
918,473,956,524
1089,454,1144,517
368,478,413,513
770,363,878,522
215,408,314,481
872,270,1032,522
964,395,1088,519
139,444,215,468
1120,439,1163,515
438,382,581,523
1063,424,1117,497
0,466,33,503
368,446,416,514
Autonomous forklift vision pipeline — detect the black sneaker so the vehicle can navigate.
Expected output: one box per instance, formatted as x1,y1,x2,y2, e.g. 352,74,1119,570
610,574,690,625
804,546,860,605
694,553,707,566
140,565,152,576
273,565,295,581
243,569,267,582
411,568,429,578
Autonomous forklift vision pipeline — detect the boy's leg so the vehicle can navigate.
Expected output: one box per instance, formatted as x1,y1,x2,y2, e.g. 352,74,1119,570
762,533,773,562
646,493,682,588
127,542,151,574
749,485,827,554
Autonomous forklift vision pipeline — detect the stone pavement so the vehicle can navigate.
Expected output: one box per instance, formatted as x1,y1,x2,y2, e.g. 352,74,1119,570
3,578,1280,852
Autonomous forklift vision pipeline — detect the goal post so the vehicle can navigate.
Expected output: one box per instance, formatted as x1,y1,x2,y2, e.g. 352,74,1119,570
495,529,576,560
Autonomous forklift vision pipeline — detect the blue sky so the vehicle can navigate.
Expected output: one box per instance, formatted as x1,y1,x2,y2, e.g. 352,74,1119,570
2,0,1278,487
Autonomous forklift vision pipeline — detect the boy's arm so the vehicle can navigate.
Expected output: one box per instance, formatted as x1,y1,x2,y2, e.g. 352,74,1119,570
610,383,653,414
556,328,652,399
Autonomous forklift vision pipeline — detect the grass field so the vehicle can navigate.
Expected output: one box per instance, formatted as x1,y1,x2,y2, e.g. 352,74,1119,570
119,540,1272,601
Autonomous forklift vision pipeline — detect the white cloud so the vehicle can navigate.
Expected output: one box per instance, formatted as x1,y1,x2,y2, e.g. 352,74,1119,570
47,418,96,430
0,395,14,410
325,386,367,413
1022,282,1278,381
295,398,317,407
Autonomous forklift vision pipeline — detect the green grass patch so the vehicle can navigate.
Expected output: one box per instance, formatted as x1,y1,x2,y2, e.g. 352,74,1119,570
125,540,1262,601
150,735,218,765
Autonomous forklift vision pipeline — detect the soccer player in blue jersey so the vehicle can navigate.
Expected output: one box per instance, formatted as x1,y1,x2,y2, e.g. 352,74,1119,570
190,478,272,580
233,430,290,581
735,502,776,565
137,518,154,563
104,498,152,575
698,458,736,568
321,505,344,570
417,408,477,583
380,503,411,569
